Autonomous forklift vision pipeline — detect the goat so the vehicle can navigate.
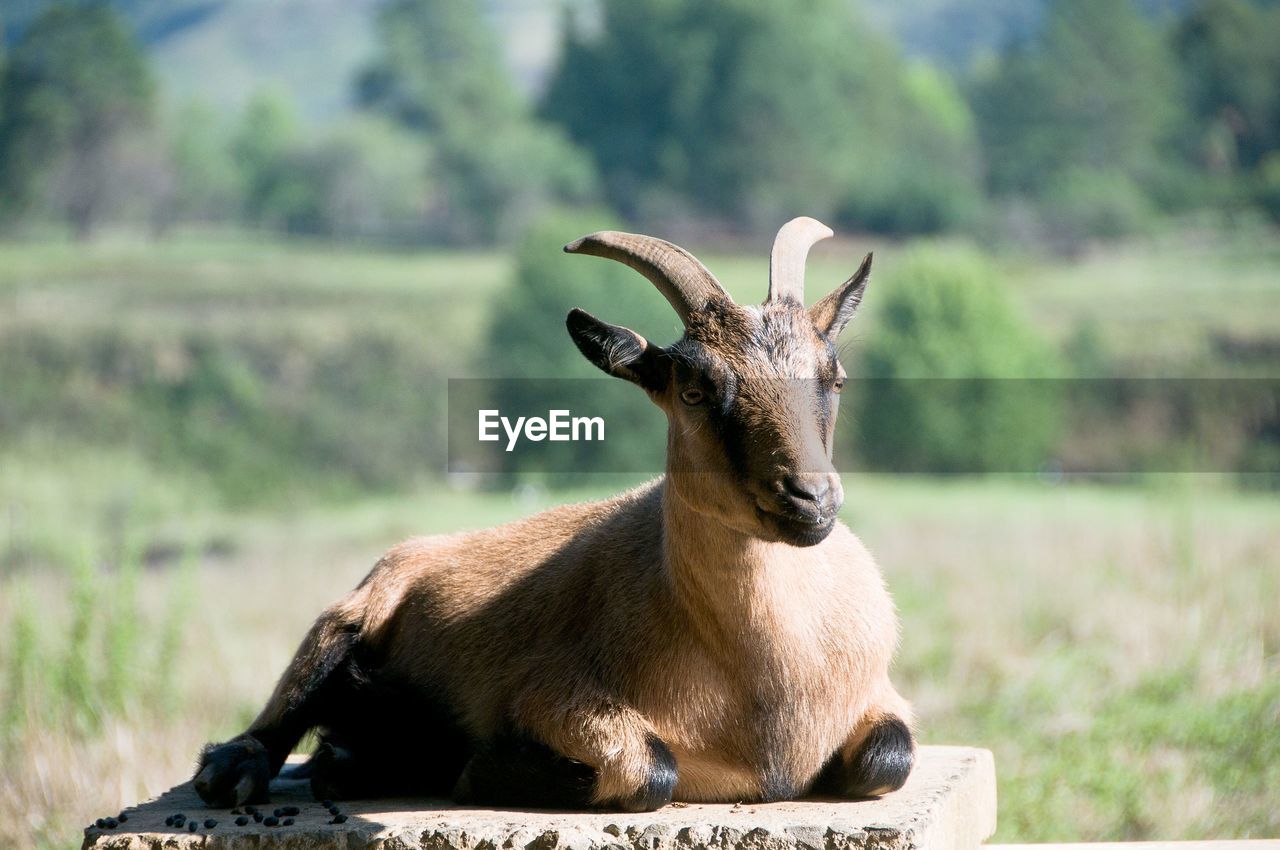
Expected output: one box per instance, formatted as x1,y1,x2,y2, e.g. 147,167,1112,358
192,217,915,811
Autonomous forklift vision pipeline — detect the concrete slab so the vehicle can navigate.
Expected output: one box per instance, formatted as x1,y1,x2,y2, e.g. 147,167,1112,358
991,844,1280,850
82,745,996,850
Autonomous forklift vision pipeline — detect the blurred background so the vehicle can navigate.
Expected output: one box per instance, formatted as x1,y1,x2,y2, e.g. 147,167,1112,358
0,1,1277,848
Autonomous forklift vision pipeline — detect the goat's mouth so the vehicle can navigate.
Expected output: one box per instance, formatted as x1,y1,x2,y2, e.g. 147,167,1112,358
753,498,837,547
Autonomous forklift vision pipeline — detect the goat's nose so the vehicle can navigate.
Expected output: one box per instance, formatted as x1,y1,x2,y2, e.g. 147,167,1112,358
782,473,830,504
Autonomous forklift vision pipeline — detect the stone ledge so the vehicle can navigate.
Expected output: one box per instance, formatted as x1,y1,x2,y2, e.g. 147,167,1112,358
991,844,1280,850
83,745,996,850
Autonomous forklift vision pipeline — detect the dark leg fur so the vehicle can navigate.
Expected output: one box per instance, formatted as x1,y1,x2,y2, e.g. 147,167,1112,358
813,715,915,799
305,741,408,801
302,671,473,801
453,734,597,809
625,734,679,812
261,717,470,803
193,613,360,806
453,732,677,812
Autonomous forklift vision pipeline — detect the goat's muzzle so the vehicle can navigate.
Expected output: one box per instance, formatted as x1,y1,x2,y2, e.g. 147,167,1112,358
755,471,843,546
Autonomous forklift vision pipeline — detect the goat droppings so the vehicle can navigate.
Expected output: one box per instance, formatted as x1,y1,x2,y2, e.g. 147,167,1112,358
204,819,217,829
235,816,249,826
263,816,279,827
188,821,198,832
117,812,128,823
330,814,348,824
282,818,295,826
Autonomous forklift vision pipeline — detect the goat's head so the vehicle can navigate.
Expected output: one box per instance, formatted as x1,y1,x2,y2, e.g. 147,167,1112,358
564,217,870,547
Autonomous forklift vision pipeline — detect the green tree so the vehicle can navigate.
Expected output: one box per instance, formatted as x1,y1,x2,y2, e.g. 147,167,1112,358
971,0,1182,199
479,209,678,479
309,117,431,242
228,91,434,240
0,3,155,237
851,244,1060,473
161,100,242,228
231,91,311,231
1172,0,1280,174
358,0,594,243
541,0,983,234
850,62,986,233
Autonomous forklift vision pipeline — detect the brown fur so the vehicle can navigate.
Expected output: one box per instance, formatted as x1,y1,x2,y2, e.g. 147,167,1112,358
193,220,913,810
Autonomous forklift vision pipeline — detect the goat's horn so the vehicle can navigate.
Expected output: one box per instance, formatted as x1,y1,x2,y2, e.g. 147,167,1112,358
768,216,834,304
564,231,728,325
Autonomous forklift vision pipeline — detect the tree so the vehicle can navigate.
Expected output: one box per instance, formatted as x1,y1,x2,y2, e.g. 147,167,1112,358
161,100,243,228
541,0,983,235
970,0,1182,198
478,208,677,480
358,0,595,243
1172,0,1280,174
0,3,156,237
852,244,1060,473
230,91,312,231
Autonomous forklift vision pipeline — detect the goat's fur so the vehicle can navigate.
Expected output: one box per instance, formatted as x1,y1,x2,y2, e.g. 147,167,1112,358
193,218,915,811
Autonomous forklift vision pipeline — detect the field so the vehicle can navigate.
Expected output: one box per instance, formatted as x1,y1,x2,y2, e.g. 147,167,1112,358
1,232,1278,849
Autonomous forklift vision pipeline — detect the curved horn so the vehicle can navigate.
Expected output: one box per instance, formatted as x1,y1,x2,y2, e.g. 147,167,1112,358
768,216,833,304
564,231,728,325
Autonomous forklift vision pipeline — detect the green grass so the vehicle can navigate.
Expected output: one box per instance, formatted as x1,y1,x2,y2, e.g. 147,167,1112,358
856,474,1280,841
1,458,1277,847
0,231,1278,848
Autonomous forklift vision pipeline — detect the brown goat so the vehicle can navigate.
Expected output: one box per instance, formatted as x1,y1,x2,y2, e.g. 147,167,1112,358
192,217,914,811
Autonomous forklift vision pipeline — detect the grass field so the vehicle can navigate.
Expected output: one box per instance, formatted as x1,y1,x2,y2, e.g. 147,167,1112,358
1,231,1278,849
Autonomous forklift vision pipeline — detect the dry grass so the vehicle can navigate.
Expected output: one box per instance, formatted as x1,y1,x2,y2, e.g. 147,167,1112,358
1,233,1276,848
2,471,1277,849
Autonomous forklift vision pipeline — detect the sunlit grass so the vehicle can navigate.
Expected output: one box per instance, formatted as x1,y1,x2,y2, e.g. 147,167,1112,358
1,448,1277,848
0,231,1277,848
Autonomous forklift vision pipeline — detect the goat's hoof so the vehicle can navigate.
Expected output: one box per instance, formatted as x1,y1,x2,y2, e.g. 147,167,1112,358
308,742,358,801
614,735,678,812
194,735,271,807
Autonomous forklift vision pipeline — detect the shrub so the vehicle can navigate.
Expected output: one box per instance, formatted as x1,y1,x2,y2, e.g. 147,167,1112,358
1042,168,1159,250
1255,152,1280,223
850,244,1060,473
477,209,676,480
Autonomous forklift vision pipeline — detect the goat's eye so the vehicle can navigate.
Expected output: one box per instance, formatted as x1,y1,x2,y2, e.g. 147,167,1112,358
832,377,846,394
680,387,705,406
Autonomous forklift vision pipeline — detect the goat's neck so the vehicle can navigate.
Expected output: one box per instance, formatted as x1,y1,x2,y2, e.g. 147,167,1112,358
660,481,810,648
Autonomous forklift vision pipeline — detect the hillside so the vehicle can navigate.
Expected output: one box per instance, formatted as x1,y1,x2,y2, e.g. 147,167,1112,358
1,0,559,122
1,0,1207,122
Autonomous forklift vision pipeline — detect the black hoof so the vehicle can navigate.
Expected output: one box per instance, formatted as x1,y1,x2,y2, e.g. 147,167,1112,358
308,742,358,802
193,735,271,807
814,716,915,800
615,734,677,812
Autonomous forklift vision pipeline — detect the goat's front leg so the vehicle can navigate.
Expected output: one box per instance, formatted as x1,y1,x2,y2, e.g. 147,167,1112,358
812,694,916,799
193,604,359,807
455,686,677,811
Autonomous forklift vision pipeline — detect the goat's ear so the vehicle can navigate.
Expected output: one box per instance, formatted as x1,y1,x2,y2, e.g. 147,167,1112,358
566,308,669,393
809,252,872,338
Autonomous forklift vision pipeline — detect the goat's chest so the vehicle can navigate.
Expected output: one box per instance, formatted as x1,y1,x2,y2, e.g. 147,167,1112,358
641,577,883,801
